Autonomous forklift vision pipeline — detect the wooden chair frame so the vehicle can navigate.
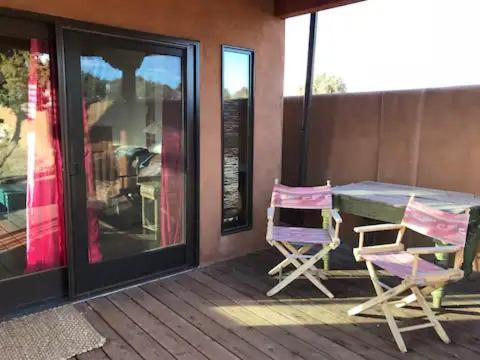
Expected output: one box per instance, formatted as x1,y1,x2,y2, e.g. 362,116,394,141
348,197,469,352
266,179,342,298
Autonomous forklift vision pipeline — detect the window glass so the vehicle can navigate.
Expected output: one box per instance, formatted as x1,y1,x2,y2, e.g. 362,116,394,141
80,46,185,263
222,47,253,233
0,35,65,278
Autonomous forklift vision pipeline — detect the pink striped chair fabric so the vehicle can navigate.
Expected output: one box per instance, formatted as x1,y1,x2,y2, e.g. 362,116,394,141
271,184,332,209
271,226,331,245
363,251,443,280
402,200,469,247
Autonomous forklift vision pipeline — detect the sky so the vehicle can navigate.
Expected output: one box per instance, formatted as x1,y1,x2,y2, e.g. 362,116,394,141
284,0,480,95
223,50,250,96
81,50,249,96
81,54,181,88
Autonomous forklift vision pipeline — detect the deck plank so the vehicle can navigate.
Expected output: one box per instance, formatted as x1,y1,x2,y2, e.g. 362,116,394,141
141,281,272,360
75,302,140,360
108,291,209,360
72,248,480,360
210,257,423,359
88,297,175,360
175,275,331,360
240,249,480,359
184,271,363,360
202,264,402,360
124,286,241,360
76,348,110,360
157,279,304,360
326,248,480,357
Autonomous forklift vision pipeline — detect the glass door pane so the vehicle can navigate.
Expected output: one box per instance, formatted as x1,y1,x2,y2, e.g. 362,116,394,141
80,48,184,263
63,28,195,295
0,18,67,314
0,35,65,279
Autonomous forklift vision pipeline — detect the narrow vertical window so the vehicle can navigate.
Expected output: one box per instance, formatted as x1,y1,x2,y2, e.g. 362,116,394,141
221,46,254,234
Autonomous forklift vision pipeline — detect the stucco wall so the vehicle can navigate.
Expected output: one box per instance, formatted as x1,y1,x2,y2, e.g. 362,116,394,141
283,86,480,191
0,0,285,264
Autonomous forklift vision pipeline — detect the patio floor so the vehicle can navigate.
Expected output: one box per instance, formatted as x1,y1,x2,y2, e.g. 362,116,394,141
74,246,480,360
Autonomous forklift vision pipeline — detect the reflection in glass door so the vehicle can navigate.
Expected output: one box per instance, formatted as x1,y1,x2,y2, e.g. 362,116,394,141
0,19,67,314
64,28,196,295
80,51,184,263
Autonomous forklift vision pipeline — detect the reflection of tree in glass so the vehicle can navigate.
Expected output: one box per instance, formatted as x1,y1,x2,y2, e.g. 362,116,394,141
223,88,232,100
224,86,249,100
0,49,49,143
298,73,347,95
82,73,181,105
0,48,50,176
82,73,109,106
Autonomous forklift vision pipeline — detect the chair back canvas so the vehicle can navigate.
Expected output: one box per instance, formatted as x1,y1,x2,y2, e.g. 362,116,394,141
402,199,470,247
271,183,332,209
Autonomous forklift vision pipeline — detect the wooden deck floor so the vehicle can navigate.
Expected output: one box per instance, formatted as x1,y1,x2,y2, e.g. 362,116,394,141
74,247,480,360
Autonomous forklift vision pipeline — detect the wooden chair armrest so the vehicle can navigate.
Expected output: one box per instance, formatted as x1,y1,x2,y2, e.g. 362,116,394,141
266,207,275,243
328,208,343,224
267,207,275,221
354,243,404,260
354,223,404,233
408,269,464,284
407,245,461,255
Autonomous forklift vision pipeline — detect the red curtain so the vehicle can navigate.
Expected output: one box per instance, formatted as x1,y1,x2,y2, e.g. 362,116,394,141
83,99,102,263
25,39,66,272
160,103,183,247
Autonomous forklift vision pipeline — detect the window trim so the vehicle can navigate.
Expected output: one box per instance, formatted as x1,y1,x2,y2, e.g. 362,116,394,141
221,44,255,235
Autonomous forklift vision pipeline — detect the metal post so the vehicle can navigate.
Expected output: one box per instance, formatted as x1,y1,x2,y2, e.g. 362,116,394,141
299,12,318,185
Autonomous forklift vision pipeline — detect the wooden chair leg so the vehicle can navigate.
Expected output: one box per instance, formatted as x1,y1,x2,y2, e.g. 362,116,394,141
395,285,441,308
348,262,410,316
268,244,313,275
411,286,450,344
283,242,327,280
382,302,407,353
267,245,333,298
368,261,407,352
270,242,319,280
366,261,383,294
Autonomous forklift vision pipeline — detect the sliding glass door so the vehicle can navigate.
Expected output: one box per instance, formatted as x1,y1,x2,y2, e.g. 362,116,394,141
62,25,197,296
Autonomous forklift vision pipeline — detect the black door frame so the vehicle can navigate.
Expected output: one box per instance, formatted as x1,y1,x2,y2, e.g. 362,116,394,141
0,7,199,315
56,20,200,298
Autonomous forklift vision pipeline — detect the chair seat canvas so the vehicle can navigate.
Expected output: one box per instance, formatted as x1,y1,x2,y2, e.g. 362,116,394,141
272,226,331,245
363,251,443,280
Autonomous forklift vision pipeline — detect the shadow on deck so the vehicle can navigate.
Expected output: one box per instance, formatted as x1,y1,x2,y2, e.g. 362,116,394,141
75,246,480,360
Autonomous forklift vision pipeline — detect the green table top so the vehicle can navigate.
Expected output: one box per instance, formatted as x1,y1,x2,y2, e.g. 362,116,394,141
332,181,480,223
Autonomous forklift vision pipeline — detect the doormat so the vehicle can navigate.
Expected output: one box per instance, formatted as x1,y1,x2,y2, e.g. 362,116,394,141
0,304,106,360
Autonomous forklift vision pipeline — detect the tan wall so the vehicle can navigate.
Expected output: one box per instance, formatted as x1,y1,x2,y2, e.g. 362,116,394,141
284,86,480,191
283,86,480,253
1,0,285,264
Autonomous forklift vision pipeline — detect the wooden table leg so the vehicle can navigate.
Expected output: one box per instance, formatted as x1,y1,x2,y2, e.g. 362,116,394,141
463,208,480,279
322,209,330,271
432,240,449,308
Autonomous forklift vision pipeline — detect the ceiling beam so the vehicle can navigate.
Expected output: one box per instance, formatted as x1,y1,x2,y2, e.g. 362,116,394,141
275,0,365,19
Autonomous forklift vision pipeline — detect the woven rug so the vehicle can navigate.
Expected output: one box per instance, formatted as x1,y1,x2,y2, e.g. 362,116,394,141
0,304,106,360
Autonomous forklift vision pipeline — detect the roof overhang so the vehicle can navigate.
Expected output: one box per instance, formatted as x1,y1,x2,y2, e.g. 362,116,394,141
275,0,365,19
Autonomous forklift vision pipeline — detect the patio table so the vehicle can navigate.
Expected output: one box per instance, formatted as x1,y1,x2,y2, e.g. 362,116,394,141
329,181,480,307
